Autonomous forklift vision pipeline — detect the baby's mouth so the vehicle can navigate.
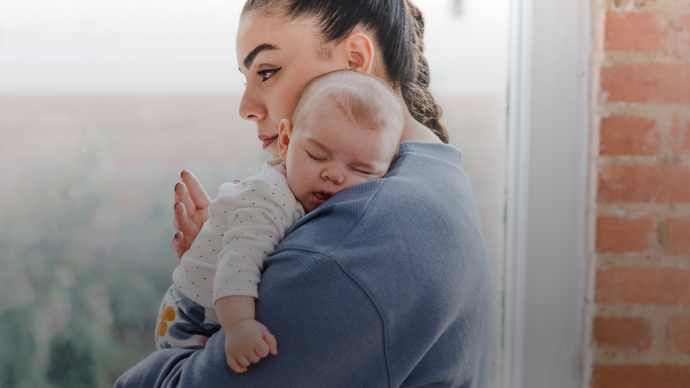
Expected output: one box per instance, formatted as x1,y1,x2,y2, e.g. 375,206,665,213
310,191,333,206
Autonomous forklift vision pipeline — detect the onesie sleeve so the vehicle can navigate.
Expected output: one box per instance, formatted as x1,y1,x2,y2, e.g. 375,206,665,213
212,173,300,305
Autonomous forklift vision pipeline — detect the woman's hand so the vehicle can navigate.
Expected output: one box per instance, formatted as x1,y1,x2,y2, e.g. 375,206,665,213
171,170,211,259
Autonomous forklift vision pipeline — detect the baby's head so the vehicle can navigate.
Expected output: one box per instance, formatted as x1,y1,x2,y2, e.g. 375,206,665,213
277,70,404,212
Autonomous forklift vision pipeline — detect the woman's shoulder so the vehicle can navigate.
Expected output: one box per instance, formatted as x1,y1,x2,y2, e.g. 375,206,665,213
277,141,479,255
395,141,464,168
380,141,470,205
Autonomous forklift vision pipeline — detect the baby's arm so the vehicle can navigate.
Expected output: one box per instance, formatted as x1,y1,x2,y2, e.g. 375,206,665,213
214,295,277,373
212,171,302,373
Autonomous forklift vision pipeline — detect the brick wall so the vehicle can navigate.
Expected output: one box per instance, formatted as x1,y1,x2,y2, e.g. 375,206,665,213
588,0,690,386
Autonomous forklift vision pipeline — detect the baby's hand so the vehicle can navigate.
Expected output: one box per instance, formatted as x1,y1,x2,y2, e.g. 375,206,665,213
224,319,277,373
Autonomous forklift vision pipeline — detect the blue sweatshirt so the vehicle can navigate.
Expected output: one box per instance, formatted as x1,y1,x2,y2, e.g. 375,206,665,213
116,142,493,388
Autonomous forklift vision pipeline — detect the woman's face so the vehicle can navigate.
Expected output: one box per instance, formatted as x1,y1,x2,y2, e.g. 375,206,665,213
236,13,351,158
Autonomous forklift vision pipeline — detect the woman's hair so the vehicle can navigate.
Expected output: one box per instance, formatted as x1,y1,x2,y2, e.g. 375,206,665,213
242,0,449,143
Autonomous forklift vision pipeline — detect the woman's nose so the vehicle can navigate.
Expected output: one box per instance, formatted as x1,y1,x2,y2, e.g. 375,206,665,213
239,86,266,122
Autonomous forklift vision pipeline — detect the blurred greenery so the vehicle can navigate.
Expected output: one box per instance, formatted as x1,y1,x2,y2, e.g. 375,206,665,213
0,160,178,387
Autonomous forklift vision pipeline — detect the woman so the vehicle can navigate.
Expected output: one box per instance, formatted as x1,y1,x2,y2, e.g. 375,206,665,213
117,1,492,386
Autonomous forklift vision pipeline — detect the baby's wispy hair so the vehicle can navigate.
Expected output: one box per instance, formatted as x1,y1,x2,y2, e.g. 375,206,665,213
291,70,404,138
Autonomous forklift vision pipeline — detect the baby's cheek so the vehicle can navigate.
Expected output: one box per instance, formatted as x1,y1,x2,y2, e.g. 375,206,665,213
287,170,311,194
346,176,369,190
297,194,314,213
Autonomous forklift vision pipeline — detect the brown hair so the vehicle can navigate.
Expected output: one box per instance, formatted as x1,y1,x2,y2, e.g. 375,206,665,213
242,0,449,143
403,0,448,143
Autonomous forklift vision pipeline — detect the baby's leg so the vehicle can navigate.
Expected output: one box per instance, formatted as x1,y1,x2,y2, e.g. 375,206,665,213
155,285,221,350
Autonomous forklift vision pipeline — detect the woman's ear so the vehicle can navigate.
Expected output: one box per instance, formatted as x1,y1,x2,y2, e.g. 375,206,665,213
345,33,375,74
278,119,292,161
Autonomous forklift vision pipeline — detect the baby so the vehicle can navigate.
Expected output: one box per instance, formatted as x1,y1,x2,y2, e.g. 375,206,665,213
155,69,404,373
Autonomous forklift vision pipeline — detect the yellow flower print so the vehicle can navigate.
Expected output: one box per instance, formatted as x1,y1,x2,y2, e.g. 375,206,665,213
156,301,176,340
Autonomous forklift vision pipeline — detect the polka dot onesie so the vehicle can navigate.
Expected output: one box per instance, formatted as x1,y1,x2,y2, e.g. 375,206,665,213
172,158,305,309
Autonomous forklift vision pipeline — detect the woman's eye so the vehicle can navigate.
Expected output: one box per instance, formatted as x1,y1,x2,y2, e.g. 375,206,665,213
258,67,281,82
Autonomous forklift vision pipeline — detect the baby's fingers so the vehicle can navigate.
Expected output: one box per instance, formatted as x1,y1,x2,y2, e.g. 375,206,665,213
255,338,270,358
227,357,247,374
236,355,251,368
246,349,261,363
262,326,278,355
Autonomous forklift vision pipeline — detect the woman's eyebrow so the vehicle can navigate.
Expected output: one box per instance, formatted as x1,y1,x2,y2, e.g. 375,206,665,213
243,43,278,69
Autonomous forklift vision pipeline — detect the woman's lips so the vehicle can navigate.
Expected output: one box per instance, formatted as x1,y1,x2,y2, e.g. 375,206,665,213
310,191,333,206
259,135,278,150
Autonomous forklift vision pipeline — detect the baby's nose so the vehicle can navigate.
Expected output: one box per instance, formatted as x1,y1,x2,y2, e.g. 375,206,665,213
321,168,344,184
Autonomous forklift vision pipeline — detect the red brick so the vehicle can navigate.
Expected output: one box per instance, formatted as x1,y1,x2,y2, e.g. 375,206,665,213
675,14,690,54
597,165,690,203
606,12,667,51
601,65,690,103
596,217,655,253
668,315,690,352
596,267,690,305
671,116,690,154
600,115,659,155
591,365,690,388
668,217,690,254
592,317,652,349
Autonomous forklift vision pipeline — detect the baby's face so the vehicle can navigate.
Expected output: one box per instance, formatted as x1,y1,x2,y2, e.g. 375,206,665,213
278,103,400,213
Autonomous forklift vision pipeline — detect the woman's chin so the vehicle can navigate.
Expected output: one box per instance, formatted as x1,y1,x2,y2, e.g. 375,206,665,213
263,141,280,158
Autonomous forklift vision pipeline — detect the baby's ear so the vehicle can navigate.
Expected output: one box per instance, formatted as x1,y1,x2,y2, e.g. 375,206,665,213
278,119,291,161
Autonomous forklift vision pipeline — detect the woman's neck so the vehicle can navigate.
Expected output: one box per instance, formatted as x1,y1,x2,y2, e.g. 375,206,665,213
390,88,443,144
400,109,443,144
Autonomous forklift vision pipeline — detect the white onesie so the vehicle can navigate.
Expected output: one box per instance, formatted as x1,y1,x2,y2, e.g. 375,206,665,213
172,158,305,309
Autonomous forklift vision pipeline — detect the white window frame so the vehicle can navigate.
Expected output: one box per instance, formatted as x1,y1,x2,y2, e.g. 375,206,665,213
503,0,591,386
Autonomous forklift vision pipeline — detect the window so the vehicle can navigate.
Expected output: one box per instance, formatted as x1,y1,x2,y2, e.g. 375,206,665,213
452,0,464,18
